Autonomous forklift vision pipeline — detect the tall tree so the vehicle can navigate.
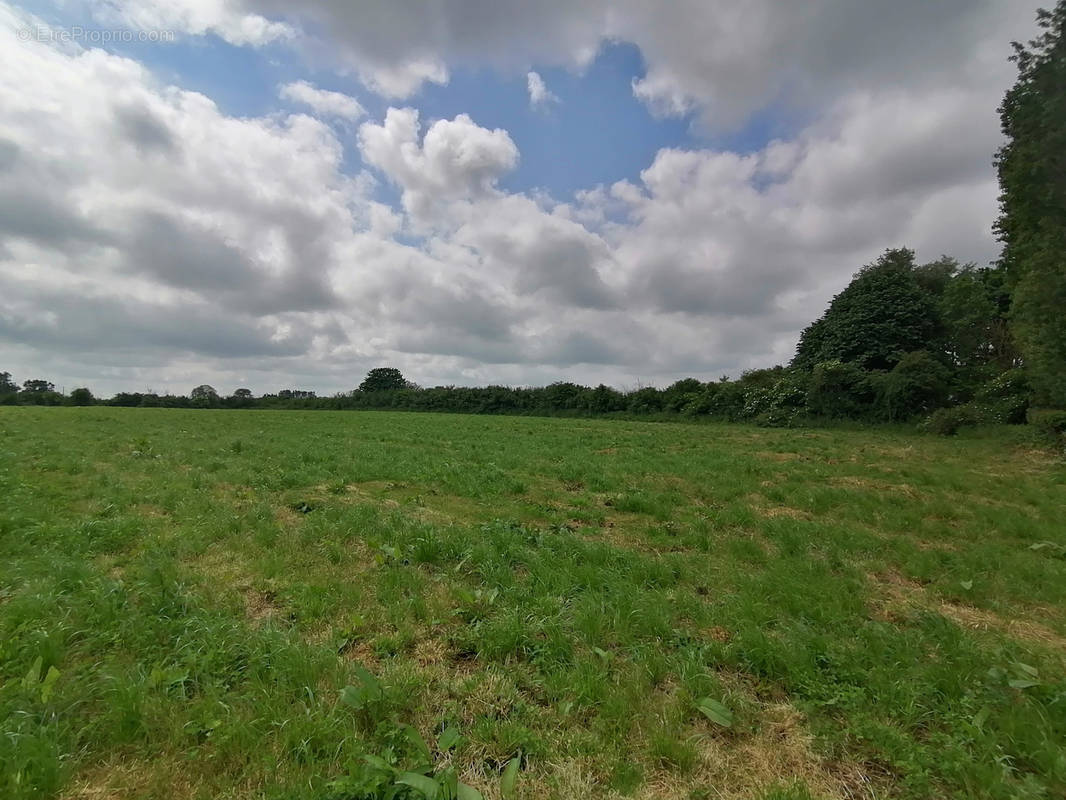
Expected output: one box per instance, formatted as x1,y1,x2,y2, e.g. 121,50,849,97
792,248,941,371
359,368,408,393
190,384,220,408
995,1,1066,405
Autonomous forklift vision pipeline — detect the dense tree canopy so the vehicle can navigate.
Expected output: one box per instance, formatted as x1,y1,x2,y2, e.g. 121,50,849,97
190,384,220,408
995,0,1066,405
792,248,940,371
359,368,409,393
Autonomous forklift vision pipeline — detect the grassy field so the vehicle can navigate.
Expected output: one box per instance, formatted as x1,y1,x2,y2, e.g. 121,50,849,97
1,408,1065,800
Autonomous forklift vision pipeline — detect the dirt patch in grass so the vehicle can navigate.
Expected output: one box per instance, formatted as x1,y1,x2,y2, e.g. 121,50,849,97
831,476,921,498
61,758,205,800
868,570,1066,653
244,587,282,624
938,602,1066,653
757,505,813,521
638,704,876,800
755,451,806,462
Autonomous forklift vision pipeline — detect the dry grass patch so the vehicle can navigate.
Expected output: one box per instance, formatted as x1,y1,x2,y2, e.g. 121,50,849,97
60,758,206,800
868,569,1066,654
634,704,876,800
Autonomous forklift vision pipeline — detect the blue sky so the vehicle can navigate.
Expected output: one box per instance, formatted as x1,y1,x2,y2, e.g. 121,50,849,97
19,0,789,198
0,0,1035,395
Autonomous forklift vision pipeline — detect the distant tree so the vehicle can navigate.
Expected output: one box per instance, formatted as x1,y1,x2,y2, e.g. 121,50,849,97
0,371,16,395
190,384,220,408
662,378,704,412
995,1,1066,406
359,368,408,393
226,387,255,408
69,387,94,406
792,248,941,371
18,379,62,406
587,384,626,413
22,379,55,394
110,392,145,407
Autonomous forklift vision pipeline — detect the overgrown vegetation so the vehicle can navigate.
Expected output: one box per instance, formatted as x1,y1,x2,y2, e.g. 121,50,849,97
2,408,1065,799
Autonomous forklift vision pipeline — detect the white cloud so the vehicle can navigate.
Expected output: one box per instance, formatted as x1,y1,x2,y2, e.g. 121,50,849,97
279,80,364,120
0,0,1041,396
526,71,558,109
93,0,294,47
358,108,518,226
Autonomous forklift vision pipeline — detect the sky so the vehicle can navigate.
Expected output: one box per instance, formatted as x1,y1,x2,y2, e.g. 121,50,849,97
0,0,1041,397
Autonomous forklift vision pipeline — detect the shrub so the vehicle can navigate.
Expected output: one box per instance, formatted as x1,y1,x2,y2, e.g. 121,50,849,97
879,351,951,421
920,405,982,436
742,372,809,426
1027,409,1066,449
972,370,1031,424
805,360,875,419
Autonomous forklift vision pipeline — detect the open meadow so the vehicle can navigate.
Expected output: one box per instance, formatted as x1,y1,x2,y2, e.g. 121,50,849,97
1,407,1065,800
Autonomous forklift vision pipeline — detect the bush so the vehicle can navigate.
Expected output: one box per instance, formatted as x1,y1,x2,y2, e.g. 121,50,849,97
742,371,809,426
806,360,875,419
973,370,1031,424
879,351,951,421
1027,409,1066,448
920,405,982,436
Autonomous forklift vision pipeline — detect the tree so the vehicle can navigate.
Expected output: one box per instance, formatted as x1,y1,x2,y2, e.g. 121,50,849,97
233,388,253,399
69,387,94,406
879,351,952,421
358,368,408,393
940,266,1015,370
792,248,941,371
995,1,1066,405
190,384,220,408
22,379,55,394
0,371,16,395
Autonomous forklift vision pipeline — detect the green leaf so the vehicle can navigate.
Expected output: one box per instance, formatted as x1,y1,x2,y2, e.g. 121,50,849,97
339,685,366,710
438,725,463,752
400,723,432,763
397,772,440,799
500,756,520,799
40,666,60,703
696,697,733,728
959,580,973,590
457,782,484,800
360,754,395,774
1012,662,1039,678
23,656,43,689
353,664,383,694
1008,679,1040,689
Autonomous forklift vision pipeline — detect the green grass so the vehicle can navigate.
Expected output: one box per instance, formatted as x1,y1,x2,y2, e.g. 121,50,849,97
1,407,1064,800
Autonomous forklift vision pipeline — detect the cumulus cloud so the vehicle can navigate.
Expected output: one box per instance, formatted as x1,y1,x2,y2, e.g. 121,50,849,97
279,80,364,120
358,108,519,225
526,71,558,109
0,0,1040,395
105,0,1028,127
93,0,294,47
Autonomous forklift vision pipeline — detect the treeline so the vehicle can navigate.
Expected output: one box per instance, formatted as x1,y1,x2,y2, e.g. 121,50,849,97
0,247,1059,441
